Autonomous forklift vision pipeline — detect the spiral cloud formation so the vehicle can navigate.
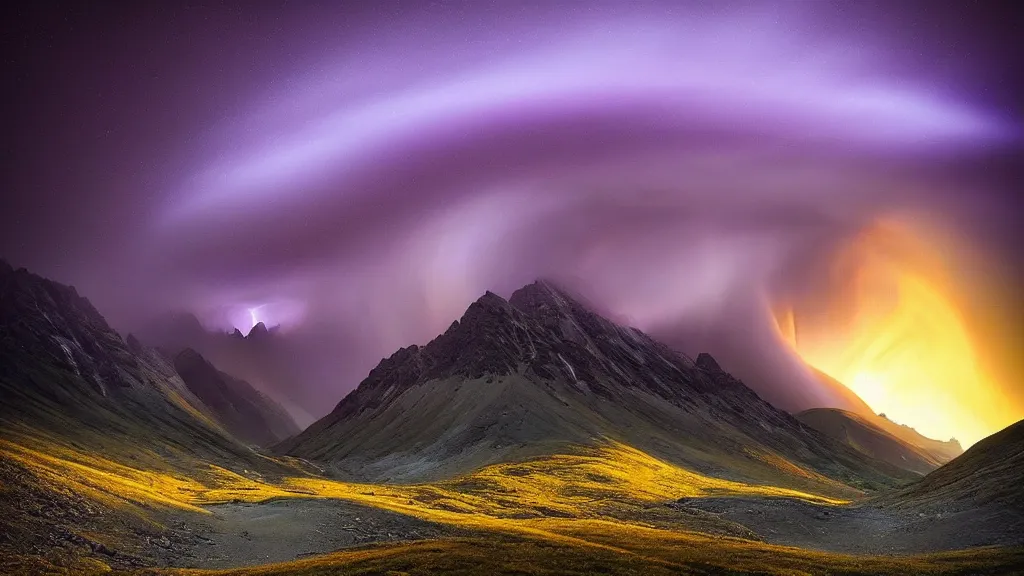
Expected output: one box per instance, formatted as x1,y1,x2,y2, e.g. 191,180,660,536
4,1,1022,443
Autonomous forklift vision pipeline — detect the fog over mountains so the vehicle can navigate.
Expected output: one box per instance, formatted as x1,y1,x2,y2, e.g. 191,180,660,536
1,261,1021,574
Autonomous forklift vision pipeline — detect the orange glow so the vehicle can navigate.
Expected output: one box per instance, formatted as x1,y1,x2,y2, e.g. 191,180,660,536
781,220,1021,447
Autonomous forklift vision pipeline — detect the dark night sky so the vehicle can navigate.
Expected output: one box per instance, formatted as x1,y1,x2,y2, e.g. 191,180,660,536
2,1,1022,441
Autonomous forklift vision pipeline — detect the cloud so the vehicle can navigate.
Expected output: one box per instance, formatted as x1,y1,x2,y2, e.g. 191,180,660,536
3,1,1020,439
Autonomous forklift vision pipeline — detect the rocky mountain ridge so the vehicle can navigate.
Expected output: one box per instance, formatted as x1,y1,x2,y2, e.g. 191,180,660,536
0,260,286,473
280,281,916,493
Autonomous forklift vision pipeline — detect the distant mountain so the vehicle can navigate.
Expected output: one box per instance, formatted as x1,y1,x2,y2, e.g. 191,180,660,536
173,348,300,446
136,314,332,427
279,281,916,494
800,372,962,466
0,261,276,472
796,408,941,475
869,413,962,464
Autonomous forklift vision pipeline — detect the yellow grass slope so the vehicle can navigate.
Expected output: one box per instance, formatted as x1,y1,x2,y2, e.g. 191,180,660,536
3,437,1023,576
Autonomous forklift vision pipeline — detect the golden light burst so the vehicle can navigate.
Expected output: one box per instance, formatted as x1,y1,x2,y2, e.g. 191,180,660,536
781,219,1021,447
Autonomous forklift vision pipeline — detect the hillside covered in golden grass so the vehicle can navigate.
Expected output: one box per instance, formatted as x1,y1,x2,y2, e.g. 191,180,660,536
3,430,1024,576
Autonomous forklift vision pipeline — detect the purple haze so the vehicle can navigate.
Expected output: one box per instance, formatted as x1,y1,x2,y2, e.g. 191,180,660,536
2,1,1022,425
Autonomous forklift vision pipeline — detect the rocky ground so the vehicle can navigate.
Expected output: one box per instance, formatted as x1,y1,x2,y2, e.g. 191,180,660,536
0,454,464,571
5,442,1017,573
673,496,1022,555
169,499,464,569
168,492,1020,569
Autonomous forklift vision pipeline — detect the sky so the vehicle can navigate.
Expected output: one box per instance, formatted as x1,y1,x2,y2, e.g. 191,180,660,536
2,1,1022,444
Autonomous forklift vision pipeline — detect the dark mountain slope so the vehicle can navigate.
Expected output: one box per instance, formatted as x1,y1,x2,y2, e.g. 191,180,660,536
878,418,1024,513
280,281,915,494
796,408,941,475
135,314,336,428
173,348,300,446
836,418,1024,550
0,261,282,474
802,372,962,465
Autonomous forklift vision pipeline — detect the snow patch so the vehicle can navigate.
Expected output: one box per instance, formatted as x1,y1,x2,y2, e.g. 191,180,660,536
52,336,81,376
557,353,578,383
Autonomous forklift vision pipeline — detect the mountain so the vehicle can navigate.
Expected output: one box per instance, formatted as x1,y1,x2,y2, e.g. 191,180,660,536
0,260,277,472
173,348,300,446
879,418,1024,512
802,369,962,465
279,281,916,494
796,408,941,475
869,413,963,463
798,370,962,465
136,314,337,427
869,418,1024,548
0,261,314,571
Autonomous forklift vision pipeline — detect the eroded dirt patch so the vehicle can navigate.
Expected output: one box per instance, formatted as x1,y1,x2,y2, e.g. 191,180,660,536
676,496,1024,555
175,498,461,569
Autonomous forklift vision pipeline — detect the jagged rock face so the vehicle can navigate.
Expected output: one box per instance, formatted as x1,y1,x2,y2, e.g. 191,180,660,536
0,264,153,396
282,281,916,490
0,262,270,470
173,349,299,446
695,352,724,373
328,283,739,418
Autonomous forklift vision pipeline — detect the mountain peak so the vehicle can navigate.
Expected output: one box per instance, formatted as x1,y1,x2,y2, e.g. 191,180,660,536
508,279,571,312
282,278,918,490
695,352,723,372
247,321,269,338
174,347,208,368
457,290,518,328
474,290,509,308
125,333,144,354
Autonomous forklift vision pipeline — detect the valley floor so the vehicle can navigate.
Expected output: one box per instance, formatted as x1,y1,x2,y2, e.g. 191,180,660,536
178,499,463,569
677,496,1024,556
158,497,1024,575
2,437,1022,575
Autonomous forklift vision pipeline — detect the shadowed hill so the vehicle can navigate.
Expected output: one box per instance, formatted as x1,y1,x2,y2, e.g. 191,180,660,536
868,413,963,464
0,260,284,474
878,418,1024,513
135,313,330,428
173,348,300,446
797,408,942,475
803,371,962,464
853,418,1024,550
0,261,309,571
280,281,916,494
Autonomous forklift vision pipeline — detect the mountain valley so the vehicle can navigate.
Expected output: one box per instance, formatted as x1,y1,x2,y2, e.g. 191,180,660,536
1,264,1021,575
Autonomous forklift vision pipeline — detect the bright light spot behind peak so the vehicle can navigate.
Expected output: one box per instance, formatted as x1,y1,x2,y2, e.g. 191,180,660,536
783,221,1021,447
